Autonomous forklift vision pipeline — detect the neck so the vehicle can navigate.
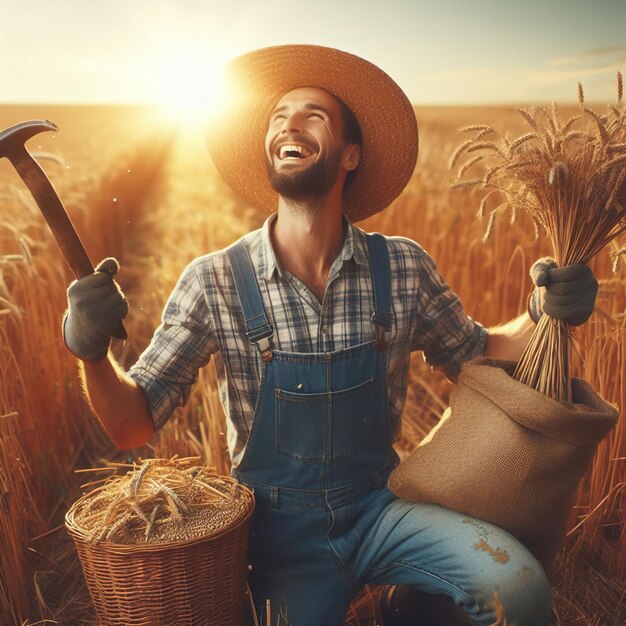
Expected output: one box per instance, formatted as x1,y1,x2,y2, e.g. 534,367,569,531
271,191,346,302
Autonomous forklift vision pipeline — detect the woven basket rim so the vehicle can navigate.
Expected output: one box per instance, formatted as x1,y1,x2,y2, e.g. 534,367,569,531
65,478,255,551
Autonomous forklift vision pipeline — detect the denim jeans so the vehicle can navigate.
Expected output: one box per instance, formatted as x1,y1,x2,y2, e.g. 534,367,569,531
241,472,552,626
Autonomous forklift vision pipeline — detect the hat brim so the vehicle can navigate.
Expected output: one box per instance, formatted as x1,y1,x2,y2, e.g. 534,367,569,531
206,45,419,222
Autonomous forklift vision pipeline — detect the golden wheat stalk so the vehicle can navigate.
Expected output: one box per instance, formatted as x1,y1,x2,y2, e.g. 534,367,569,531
451,75,626,401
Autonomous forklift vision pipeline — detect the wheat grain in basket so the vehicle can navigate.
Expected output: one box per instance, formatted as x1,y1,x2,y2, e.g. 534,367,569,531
65,455,255,626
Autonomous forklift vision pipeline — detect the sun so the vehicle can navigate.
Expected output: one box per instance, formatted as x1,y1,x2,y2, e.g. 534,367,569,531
156,50,226,126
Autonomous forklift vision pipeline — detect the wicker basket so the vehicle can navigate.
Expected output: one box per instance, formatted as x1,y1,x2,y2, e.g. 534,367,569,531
65,478,254,626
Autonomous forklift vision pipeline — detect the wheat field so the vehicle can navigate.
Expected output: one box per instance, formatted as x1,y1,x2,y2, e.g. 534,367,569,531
0,103,624,625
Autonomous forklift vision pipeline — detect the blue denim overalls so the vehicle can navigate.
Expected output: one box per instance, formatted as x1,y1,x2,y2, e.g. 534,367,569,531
226,235,552,626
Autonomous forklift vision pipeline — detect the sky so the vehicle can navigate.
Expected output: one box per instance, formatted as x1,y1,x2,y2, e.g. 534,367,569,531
1,0,625,106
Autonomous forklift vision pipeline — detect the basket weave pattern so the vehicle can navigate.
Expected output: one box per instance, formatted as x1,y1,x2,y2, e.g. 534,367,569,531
65,482,254,626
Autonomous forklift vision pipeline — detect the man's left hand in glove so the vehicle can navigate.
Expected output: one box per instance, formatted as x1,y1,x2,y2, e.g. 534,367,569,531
528,257,598,326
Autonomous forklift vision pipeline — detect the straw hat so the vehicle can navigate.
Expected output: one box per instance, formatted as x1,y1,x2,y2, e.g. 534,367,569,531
206,44,419,221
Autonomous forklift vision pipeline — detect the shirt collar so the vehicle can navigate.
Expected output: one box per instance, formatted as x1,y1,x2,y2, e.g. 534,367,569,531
258,213,280,281
341,214,369,268
258,212,369,282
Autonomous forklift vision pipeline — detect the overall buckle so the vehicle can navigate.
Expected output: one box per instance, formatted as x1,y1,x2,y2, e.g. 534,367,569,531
256,336,274,363
371,311,392,352
375,324,391,352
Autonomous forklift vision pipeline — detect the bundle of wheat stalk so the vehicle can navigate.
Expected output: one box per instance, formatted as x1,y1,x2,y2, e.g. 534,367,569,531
450,72,626,401
68,455,249,543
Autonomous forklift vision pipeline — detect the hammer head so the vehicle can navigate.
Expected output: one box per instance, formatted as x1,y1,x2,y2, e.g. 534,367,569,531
0,120,59,161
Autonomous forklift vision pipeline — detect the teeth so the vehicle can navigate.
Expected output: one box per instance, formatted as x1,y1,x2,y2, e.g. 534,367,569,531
279,144,312,159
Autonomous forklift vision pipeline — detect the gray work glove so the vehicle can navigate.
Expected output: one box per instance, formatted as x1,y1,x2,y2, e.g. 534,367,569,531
62,257,129,361
528,257,598,326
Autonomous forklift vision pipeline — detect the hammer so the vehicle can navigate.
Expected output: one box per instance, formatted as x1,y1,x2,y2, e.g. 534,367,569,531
0,120,127,339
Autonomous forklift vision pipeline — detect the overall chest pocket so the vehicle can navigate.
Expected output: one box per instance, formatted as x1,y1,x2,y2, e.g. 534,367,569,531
275,377,375,464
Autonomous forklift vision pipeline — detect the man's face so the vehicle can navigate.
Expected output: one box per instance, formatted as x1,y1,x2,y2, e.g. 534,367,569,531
264,87,349,202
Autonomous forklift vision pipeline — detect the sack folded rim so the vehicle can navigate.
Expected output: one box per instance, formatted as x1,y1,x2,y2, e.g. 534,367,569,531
456,357,619,447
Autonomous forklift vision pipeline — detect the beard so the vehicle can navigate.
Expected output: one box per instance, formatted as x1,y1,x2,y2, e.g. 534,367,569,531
266,148,343,207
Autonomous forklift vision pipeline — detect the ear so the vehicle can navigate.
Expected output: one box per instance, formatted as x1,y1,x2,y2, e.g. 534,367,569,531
342,144,361,172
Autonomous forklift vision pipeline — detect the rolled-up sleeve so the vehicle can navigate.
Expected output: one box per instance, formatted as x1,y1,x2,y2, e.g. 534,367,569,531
410,248,487,381
128,260,219,431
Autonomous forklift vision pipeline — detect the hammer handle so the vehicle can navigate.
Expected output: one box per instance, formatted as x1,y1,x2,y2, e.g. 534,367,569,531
13,148,127,340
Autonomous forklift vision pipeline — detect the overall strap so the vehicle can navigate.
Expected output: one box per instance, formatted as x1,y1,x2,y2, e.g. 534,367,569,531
226,241,274,362
365,233,394,352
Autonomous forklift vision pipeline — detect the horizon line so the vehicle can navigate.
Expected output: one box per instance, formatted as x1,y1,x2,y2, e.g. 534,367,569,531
0,99,602,108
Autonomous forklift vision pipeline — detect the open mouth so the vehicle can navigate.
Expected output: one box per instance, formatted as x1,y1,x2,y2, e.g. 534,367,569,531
276,143,315,161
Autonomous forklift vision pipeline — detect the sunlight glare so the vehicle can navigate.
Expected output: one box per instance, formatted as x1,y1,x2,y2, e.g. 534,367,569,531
157,50,225,125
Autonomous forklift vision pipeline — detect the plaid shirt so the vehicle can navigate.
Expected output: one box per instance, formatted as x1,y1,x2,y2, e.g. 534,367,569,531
129,214,488,465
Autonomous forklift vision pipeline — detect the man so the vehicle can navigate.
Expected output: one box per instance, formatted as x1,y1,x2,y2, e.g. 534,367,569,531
63,45,596,625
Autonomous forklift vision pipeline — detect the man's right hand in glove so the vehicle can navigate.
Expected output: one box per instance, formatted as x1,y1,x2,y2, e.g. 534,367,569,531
63,257,129,361
62,256,153,449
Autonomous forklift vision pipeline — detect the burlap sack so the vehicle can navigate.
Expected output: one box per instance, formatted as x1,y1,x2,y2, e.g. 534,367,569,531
388,357,619,570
